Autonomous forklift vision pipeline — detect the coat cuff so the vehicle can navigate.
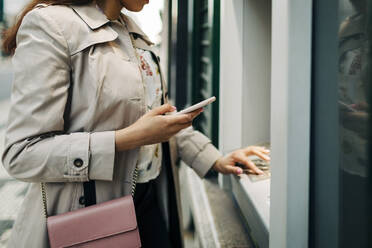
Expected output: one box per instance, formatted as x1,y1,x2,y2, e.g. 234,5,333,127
88,131,116,181
191,143,222,178
65,133,90,181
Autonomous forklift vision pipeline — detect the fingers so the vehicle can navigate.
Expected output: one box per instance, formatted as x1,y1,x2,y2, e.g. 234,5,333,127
233,154,263,174
166,110,202,136
175,122,193,130
261,148,271,154
150,104,177,116
221,165,243,175
188,108,204,119
165,114,192,124
244,168,255,174
165,108,203,124
253,150,271,161
244,146,270,157
254,146,270,153
245,159,264,174
159,122,192,142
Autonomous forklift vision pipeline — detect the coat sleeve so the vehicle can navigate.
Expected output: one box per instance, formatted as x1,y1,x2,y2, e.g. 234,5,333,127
175,126,222,178
1,8,116,183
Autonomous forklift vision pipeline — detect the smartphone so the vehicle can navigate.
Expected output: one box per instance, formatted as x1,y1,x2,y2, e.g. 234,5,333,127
338,101,357,112
176,96,216,115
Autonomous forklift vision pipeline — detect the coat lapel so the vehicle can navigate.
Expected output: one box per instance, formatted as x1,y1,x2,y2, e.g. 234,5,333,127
70,3,167,102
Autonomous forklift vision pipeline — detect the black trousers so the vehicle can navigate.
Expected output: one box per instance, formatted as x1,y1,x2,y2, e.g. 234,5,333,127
133,180,172,248
340,171,368,248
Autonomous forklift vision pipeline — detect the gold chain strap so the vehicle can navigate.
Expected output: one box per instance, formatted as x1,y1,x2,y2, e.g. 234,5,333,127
128,24,143,198
131,166,139,196
40,182,48,218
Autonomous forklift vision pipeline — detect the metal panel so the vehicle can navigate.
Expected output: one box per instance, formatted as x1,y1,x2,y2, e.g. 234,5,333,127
0,0,4,23
309,1,340,247
270,0,312,247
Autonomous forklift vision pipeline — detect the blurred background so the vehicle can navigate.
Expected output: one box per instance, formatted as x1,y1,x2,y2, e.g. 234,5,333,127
0,1,23,246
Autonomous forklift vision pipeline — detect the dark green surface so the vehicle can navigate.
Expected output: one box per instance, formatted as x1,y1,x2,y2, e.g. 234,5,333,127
0,0,3,23
189,0,220,147
168,0,220,146
167,0,173,98
311,0,372,247
368,1,372,246
167,0,190,110
0,220,14,238
310,0,340,247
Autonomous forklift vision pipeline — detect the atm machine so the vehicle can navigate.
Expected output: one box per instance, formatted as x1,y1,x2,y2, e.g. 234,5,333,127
219,0,312,247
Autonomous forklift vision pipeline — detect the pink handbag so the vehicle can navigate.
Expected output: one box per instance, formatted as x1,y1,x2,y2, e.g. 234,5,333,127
41,168,141,248
46,194,141,248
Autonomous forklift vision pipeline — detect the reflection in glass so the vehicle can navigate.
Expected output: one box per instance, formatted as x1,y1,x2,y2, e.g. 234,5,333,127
338,0,370,247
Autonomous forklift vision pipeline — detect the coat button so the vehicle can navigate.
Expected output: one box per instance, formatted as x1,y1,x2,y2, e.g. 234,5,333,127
74,158,84,168
79,196,85,205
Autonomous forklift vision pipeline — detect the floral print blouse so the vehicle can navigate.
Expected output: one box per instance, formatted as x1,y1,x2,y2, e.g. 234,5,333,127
135,48,163,183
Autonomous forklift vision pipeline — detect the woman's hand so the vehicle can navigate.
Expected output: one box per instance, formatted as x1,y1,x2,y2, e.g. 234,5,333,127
212,146,270,175
115,104,203,151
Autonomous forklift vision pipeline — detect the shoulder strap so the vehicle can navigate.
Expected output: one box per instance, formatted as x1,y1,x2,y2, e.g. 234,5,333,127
83,181,96,206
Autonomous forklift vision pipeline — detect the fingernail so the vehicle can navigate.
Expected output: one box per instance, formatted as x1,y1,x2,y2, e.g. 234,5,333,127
236,168,243,174
172,106,177,111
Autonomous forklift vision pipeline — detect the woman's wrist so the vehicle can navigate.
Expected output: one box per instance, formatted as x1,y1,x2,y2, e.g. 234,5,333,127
212,156,223,172
115,126,144,151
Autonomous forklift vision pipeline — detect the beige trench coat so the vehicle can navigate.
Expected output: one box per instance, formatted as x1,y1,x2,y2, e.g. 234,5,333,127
1,3,222,247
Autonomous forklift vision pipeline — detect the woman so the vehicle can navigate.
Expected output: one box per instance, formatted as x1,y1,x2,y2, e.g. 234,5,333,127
1,0,270,247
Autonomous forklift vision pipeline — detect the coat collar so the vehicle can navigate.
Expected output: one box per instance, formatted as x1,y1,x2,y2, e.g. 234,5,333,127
71,3,154,45
120,14,154,46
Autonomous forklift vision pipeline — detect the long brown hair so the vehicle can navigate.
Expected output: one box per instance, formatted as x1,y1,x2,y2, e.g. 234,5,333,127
2,0,93,54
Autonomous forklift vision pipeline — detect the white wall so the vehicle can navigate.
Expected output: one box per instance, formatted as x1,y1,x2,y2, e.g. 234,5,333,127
269,0,312,247
219,0,244,153
219,0,271,152
242,0,271,146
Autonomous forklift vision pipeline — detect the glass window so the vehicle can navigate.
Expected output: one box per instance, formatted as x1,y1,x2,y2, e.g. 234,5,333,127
311,0,371,246
338,0,370,247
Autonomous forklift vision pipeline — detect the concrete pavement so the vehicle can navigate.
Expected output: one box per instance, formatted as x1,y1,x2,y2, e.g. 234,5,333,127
0,58,28,247
0,58,13,101
0,99,29,248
